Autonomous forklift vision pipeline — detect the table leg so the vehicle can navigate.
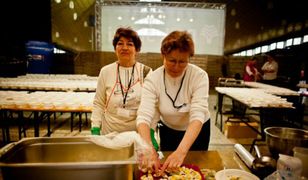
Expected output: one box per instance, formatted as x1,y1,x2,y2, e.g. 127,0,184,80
0,110,9,143
215,93,224,131
79,112,82,132
71,112,74,132
47,112,51,137
34,111,39,137
17,111,24,140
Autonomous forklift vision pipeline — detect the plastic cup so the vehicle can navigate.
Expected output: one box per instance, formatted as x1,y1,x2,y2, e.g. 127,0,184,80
293,147,308,178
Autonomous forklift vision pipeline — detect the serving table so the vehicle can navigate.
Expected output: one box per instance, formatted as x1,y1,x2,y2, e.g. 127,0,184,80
0,91,94,143
0,74,97,92
215,86,298,151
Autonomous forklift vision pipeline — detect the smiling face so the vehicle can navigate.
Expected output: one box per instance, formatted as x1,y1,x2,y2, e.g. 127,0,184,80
115,37,137,67
163,49,189,78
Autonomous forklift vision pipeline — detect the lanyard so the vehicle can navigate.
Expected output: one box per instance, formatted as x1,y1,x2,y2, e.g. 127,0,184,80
117,63,135,108
163,69,186,109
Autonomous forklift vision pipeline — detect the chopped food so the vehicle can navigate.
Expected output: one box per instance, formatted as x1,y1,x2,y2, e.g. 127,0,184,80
140,173,154,180
200,168,216,180
140,166,202,180
228,176,242,180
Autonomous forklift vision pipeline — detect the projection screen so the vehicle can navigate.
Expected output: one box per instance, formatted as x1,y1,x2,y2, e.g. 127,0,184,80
97,1,226,55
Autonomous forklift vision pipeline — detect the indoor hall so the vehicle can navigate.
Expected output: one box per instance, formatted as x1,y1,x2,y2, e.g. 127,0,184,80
1,0,308,179
0,89,273,153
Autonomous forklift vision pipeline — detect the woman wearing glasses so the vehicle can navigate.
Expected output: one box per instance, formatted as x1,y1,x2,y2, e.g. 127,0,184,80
136,31,211,173
90,27,151,135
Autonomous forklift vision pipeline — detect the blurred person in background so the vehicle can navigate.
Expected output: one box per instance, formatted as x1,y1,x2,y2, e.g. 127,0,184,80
243,56,261,81
261,54,278,85
90,27,151,135
136,30,211,174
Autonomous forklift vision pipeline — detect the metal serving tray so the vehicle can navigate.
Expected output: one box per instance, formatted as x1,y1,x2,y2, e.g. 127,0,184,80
0,137,136,180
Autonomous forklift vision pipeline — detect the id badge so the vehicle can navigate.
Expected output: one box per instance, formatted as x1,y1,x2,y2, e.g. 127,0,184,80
117,107,131,118
178,104,190,112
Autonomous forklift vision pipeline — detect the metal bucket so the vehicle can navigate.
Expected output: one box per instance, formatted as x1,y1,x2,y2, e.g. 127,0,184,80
0,137,136,180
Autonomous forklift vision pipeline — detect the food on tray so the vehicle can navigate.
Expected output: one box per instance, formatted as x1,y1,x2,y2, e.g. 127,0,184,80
140,165,203,180
200,168,216,180
228,176,242,180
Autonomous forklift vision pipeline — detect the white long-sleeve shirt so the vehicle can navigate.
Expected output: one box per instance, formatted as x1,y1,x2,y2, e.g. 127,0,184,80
91,62,151,135
261,60,278,80
137,63,210,131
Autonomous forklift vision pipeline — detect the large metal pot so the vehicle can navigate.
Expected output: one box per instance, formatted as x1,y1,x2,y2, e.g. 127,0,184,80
264,127,308,159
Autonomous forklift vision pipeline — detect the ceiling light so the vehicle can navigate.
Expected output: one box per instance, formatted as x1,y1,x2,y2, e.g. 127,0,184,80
235,22,240,29
73,13,78,20
69,1,74,9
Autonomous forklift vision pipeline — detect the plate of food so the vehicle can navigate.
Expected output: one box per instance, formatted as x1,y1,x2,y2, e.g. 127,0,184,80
215,169,259,180
139,164,204,180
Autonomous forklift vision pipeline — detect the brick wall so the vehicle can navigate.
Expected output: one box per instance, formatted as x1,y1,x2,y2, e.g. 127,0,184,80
72,51,249,89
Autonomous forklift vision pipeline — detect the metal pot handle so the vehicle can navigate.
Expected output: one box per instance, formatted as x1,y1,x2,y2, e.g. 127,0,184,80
254,145,262,158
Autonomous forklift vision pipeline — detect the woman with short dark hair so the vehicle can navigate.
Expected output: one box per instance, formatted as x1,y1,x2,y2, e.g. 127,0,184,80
91,27,151,135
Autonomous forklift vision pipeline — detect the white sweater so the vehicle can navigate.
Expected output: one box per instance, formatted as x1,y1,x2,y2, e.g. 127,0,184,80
137,64,210,131
91,62,151,135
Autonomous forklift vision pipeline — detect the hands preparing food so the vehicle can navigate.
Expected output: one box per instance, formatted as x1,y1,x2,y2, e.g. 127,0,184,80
140,164,203,180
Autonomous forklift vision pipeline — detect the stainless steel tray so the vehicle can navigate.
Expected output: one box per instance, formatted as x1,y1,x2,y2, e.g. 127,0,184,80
0,137,136,180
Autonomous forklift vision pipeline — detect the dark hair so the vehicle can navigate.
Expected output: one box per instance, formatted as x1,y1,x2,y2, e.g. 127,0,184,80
112,27,142,52
266,54,274,60
161,31,194,57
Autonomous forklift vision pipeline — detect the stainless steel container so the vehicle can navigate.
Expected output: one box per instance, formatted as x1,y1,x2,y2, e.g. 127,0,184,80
0,137,136,180
264,127,308,159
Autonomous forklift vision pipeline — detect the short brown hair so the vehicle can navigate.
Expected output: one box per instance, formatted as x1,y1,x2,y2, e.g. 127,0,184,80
161,31,194,57
112,27,142,52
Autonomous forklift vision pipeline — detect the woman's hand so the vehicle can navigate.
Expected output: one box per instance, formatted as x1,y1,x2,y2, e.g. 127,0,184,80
150,147,161,174
160,149,187,172
138,146,161,174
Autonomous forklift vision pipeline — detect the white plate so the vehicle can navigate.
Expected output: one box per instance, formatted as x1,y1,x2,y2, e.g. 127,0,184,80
215,169,260,180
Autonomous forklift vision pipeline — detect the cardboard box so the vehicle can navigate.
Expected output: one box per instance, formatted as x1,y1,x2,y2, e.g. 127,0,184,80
224,121,259,138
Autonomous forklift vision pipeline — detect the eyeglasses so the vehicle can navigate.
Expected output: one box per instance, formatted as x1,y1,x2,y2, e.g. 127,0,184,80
165,59,188,67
